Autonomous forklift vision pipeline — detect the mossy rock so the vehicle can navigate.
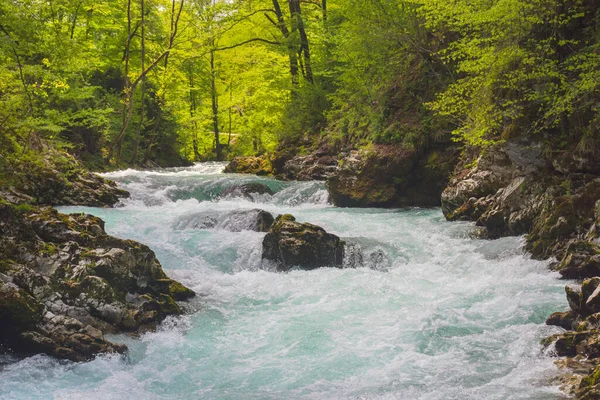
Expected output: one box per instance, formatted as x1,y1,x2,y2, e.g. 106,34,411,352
168,281,195,301
262,214,345,271
580,366,600,392
546,311,575,330
224,156,273,176
0,283,43,330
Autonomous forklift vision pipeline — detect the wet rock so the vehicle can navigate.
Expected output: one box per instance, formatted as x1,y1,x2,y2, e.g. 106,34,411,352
567,285,584,314
553,331,593,357
556,242,600,279
546,311,576,330
220,183,274,200
262,214,345,271
223,156,273,176
174,209,274,233
0,203,194,361
174,212,218,230
343,242,390,270
216,209,274,232
328,144,459,208
280,154,339,181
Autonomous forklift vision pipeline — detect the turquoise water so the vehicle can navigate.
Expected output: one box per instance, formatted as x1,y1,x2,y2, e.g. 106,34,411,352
0,163,567,399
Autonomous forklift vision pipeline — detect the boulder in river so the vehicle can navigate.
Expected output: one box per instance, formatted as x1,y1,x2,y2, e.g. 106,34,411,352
262,214,345,271
327,144,459,208
0,203,194,362
220,183,274,200
174,209,274,232
217,209,274,232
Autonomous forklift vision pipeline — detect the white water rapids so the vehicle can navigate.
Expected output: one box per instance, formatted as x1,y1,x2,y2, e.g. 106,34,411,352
0,163,568,399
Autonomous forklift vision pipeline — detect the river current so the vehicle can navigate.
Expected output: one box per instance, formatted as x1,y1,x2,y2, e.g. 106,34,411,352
0,163,568,399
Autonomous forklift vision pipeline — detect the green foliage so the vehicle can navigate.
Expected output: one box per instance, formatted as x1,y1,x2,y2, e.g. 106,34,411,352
416,0,600,146
0,0,598,168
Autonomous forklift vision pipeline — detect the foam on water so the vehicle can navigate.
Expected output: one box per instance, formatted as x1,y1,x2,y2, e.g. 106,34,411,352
0,164,568,400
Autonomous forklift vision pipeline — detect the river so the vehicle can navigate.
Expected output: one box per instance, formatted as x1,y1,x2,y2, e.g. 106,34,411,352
0,163,567,399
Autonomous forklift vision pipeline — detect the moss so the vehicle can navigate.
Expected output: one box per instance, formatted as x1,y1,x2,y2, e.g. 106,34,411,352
80,276,120,304
0,284,44,328
157,294,181,315
40,242,58,256
277,214,296,223
426,151,440,167
0,259,16,274
581,366,600,389
168,281,195,301
13,204,35,214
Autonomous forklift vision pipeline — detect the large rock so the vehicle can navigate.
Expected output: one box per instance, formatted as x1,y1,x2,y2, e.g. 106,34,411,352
262,214,345,271
279,152,339,181
220,183,274,200
270,142,340,181
223,156,273,176
441,139,600,255
441,142,521,220
328,144,459,208
1,148,129,207
0,203,194,361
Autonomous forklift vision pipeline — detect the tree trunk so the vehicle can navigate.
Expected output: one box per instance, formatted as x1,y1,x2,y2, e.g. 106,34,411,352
107,0,184,164
188,61,200,161
288,0,313,83
210,49,222,161
130,0,145,164
271,0,299,85
109,0,133,166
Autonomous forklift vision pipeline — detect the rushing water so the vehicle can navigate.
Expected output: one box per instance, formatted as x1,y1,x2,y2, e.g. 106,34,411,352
0,163,569,400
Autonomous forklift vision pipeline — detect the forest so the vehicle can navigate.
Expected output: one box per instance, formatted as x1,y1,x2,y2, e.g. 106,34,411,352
3,1,600,398
0,0,599,171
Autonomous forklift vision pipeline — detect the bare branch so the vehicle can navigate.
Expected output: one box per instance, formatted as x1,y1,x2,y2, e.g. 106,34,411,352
214,38,281,52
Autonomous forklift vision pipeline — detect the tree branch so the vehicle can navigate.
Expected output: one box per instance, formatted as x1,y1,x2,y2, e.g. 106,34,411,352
214,38,281,52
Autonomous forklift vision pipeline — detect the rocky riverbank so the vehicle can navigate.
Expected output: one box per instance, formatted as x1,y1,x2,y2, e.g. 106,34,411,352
0,151,194,362
440,138,600,398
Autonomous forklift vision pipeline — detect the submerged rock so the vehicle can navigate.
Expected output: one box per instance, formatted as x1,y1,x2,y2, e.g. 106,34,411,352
220,183,274,200
262,214,345,271
0,203,194,362
174,209,274,232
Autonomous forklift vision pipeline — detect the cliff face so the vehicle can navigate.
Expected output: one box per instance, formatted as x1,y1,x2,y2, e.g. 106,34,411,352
441,138,600,397
442,139,600,274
